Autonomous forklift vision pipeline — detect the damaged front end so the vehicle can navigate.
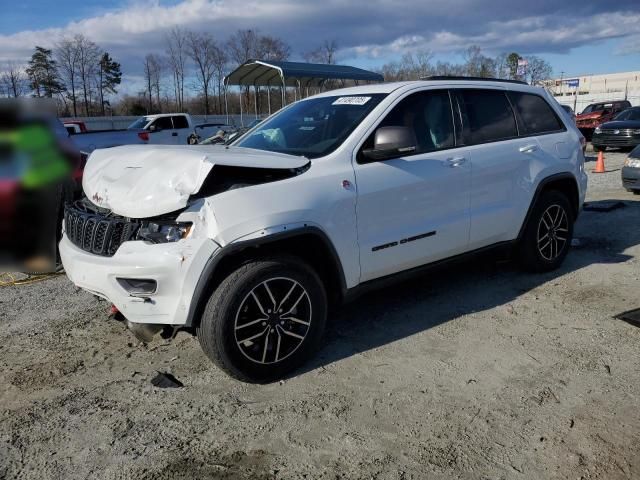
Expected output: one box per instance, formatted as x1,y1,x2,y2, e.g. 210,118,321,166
61,144,313,343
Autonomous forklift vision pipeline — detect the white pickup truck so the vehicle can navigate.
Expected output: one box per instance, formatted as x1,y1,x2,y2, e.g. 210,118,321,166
127,113,196,145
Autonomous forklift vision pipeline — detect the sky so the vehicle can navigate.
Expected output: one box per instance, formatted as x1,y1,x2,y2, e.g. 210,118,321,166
1,0,640,93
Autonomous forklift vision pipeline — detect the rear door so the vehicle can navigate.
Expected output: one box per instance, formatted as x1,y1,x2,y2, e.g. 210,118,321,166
453,88,535,248
354,89,472,282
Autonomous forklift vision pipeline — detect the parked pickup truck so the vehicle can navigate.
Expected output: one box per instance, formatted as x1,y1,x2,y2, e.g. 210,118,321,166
68,126,149,153
61,78,587,382
128,113,198,145
576,100,631,140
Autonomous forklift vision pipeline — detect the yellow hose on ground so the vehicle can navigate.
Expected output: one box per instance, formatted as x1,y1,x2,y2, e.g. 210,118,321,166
0,271,64,287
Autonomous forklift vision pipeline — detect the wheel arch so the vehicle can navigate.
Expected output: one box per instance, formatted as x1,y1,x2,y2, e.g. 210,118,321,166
184,226,347,329
517,172,580,241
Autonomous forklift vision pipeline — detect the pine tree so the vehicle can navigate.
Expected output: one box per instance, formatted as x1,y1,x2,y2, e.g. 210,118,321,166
98,52,122,115
26,46,63,98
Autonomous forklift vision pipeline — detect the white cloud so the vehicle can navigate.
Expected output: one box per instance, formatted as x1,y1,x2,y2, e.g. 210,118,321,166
1,0,639,76
342,11,640,60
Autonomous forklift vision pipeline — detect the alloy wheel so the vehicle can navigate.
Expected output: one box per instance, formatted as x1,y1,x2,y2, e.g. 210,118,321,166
536,204,569,261
234,277,312,364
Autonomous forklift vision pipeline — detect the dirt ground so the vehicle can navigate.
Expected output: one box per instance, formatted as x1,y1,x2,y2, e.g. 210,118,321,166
2,149,639,479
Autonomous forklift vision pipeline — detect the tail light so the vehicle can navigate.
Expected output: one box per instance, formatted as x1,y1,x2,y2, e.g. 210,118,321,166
138,132,149,142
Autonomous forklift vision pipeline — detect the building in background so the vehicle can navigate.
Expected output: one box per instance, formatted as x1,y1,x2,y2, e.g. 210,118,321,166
545,71,640,113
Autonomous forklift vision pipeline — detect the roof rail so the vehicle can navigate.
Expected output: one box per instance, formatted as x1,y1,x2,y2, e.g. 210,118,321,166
421,75,528,85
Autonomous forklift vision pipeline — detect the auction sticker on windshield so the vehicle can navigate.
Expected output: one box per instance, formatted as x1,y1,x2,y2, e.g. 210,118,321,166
332,96,371,106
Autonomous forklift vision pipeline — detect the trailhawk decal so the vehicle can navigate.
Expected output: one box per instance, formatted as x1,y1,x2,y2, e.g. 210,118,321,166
372,231,437,252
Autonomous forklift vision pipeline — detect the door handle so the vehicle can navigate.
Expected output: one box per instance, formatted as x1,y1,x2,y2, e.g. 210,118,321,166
519,144,538,153
446,157,466,167
172,132,178,137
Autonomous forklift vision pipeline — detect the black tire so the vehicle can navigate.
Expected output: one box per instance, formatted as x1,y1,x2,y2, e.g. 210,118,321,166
633,190,640,196
197,256,327,383
518,190,574,272
593,145,606,152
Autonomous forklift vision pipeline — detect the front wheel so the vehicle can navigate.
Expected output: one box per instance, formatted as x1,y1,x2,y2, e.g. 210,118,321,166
518,190,574,272
197,257,327,383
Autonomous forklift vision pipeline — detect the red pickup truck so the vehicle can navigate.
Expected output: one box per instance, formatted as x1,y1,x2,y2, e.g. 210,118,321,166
576,100,631,140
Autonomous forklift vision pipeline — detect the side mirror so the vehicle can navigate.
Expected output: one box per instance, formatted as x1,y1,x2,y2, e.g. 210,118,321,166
148,124,160,132
362,126,417,161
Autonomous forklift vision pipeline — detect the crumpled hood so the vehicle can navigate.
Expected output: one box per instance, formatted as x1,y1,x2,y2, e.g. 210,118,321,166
83,145,309,218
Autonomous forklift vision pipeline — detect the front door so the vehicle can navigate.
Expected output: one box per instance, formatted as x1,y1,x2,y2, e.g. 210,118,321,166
354,89,471,282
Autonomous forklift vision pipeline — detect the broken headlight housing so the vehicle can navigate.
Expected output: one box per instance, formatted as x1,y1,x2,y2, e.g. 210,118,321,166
138,221,192,244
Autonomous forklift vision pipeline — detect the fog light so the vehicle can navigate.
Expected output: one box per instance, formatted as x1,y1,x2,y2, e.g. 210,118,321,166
117,278,157,297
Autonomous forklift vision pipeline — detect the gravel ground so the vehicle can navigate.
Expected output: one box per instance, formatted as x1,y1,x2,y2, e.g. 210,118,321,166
2,149,640,479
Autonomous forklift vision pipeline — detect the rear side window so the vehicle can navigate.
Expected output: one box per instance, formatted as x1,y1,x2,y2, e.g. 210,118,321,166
458,89,518,145
508,92,564,135
172,115,189,129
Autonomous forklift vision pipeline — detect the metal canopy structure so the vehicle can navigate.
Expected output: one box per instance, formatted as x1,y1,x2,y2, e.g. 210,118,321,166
223,60,384,124
224,59,384,88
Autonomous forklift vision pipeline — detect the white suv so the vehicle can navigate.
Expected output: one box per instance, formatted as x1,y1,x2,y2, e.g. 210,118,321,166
60,78,588,382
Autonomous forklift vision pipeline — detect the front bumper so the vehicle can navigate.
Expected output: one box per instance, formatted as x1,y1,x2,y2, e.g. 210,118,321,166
59,234,219,325
592,134,640,149
622,166,640,191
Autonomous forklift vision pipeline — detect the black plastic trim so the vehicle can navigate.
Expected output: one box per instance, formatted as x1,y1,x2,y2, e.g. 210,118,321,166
516,172,579,241
422,76,528,85
184,226,348,327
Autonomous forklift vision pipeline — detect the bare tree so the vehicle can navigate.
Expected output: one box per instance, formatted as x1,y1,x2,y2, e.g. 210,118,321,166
257,35,291,61
56,37,81,115
74,34,101,115
227,29,260,65
1,61,26,97
378,51,434,81
166,27,188,111
143,54,163,113
187,31,218,115
304,40,338,64
211,45,228,114
524,55,553,85
462,45,496,78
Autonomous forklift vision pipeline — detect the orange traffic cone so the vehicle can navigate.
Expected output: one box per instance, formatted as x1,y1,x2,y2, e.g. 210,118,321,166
593,151,605,173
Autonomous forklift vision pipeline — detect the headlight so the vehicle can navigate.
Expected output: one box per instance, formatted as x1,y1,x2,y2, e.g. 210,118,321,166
624,157,640,168
594,126,601,134
632,129,640,135
138,222,192,243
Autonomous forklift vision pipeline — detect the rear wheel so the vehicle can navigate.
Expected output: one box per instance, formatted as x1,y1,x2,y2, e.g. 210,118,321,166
197,257,327,383
519,190,574,272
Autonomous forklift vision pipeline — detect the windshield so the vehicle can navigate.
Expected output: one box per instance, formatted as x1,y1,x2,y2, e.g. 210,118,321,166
128,116,150,129
614,109,640,121
234,94,387,159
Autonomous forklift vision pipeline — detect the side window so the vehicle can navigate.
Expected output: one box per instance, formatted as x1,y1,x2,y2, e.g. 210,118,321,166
151,117,174,131
508,92,564,135
172,115,189,129
458,89,518,145
369,90,455,155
